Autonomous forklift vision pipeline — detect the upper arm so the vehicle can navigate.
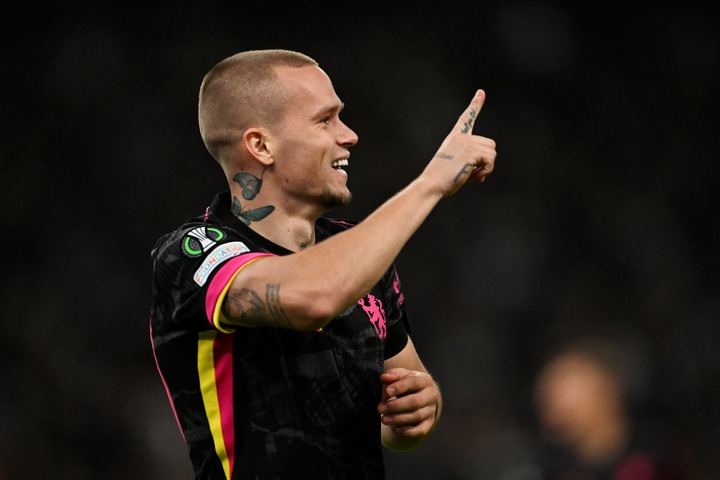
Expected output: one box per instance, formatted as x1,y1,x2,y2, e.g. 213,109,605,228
215,254,296,330
204,252,277,331
216,252,337,332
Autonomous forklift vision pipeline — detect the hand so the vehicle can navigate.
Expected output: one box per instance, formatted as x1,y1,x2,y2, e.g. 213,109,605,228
378,368,441,438
421,89,497,196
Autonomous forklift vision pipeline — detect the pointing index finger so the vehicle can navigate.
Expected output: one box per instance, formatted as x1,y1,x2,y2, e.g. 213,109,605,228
452,89,486,135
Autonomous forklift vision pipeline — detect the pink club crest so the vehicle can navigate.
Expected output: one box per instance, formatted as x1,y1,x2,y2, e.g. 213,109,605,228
358,294,387,339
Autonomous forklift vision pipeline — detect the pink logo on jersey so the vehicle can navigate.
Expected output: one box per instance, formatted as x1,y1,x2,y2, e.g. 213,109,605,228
358,294,387,339
392,271,405,305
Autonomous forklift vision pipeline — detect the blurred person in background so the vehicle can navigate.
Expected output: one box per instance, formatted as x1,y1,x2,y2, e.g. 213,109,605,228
149,49,496,479
532,336,690,480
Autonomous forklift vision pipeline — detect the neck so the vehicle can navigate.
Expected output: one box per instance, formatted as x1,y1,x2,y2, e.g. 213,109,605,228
227,180,324,252
248,213,316,252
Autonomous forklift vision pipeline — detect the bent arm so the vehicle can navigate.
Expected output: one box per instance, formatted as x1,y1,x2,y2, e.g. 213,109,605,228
223,178,443,331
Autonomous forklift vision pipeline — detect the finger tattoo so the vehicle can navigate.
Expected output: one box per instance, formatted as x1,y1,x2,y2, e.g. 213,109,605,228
461,108,478,134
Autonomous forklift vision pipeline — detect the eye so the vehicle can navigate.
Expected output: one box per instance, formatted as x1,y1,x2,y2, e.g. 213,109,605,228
320,116,331,124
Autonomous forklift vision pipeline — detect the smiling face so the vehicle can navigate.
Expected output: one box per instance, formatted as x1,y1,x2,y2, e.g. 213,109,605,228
265,65,359,214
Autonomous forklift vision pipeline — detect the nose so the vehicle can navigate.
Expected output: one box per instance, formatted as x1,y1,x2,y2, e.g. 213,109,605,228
338,120,359,147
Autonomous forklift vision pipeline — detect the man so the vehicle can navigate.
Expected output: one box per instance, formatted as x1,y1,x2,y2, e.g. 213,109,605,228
150,49,496,479
533,337,688,480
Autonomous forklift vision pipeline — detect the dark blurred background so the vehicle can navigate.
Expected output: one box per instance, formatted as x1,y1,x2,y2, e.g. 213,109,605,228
2,3,718,479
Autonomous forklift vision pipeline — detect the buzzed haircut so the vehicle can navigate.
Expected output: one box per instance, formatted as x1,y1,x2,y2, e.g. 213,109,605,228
198,49,319,162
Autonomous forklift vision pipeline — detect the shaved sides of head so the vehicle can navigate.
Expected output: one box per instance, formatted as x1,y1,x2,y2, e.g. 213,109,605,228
198,49,319,163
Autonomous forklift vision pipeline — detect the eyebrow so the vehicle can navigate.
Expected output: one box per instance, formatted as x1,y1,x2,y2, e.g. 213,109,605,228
315,101,344,119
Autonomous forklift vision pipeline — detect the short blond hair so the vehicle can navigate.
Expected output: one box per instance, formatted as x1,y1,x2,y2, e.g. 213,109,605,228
198,49,319,163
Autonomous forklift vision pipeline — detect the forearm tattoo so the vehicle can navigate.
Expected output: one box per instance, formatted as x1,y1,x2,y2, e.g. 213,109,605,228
222,284,292,328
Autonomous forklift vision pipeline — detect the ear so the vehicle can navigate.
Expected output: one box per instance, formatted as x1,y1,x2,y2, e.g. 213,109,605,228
244,128,274,167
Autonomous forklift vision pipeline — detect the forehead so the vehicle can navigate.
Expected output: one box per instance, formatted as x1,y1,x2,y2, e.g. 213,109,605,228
275,65,341,113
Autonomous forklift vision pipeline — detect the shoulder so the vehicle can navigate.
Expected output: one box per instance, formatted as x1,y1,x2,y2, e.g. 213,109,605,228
152,220,222,256
151,218,259,272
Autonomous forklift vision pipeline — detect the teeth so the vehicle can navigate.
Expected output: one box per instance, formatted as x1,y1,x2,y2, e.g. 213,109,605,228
331,159,349,168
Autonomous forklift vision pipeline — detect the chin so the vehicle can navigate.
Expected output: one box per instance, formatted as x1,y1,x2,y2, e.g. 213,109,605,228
321,190,352,209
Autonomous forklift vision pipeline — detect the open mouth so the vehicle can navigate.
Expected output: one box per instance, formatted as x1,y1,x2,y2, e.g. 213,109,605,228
331,159,348,170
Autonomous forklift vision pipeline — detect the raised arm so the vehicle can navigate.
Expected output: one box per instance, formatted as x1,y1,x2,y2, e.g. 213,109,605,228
223,90,496,331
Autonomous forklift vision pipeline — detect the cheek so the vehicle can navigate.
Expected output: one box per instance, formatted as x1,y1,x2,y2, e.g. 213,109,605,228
275,164,316,194
280,130,325,155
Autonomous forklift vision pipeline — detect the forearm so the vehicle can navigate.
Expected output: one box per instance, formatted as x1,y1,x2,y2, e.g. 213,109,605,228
264,177,443,328
306,177,442,303
224,176,443,330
